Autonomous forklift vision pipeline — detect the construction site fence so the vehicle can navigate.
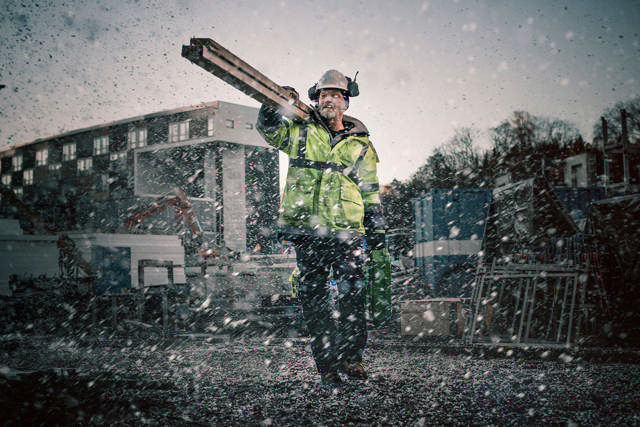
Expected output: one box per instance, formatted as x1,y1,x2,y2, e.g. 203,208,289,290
463,254,640,347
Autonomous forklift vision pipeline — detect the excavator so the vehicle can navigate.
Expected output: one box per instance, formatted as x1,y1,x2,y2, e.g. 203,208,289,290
123,187,218,263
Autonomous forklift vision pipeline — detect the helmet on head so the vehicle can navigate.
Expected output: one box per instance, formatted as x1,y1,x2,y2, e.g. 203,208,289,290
308,69,359,101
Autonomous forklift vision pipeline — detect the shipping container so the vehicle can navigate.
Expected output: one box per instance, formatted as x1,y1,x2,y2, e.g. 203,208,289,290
0,232,59,296
75,233,187,291
484,178,580,259
412,189,491,297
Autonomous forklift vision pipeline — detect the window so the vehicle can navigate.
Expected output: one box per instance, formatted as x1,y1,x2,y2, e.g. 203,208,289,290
110,152,127,162
245,122,254,130
63,143,76,161
95,174,109,193
12,154,23,172
23,169,34,185
78,158,93,172
14,187,23,198
1,175,10,186
128,128,147,149
169,120,189,142
48,163,61,171
225,119,234,129
207,116,214,136
93,135,109,155
128,129,137,148
169,123,177,142
36,148,48,166
180,121,189,140
571,164,582,187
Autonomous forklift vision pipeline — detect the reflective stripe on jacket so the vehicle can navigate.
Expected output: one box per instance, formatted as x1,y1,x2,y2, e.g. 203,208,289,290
257,106,385,240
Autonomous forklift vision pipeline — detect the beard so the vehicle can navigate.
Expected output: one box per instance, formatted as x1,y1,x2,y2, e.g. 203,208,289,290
319,103,339,120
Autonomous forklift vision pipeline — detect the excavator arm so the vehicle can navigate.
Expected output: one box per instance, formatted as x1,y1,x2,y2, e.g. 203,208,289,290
123,188,216,259
0,184,56,234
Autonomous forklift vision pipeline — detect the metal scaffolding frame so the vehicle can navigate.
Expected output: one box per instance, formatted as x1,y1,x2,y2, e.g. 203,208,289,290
465,261,591,346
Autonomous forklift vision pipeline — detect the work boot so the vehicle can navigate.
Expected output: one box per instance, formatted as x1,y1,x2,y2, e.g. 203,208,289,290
341,362,368,380
320,371,343,386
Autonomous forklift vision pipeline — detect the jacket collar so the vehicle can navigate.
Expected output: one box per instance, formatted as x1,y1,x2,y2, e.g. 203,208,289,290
342,114,369,136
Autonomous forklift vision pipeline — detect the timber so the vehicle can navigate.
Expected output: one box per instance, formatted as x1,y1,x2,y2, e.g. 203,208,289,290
182,38,312,121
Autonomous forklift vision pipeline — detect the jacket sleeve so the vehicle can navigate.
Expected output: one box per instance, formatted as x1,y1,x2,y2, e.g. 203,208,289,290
357,141,387,249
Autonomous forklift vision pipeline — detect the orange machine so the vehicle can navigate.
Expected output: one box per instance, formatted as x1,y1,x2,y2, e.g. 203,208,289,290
123,188,217,260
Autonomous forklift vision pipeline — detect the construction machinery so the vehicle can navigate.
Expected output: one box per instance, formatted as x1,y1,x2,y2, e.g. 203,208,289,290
462,177,638,346
122,185,303,335
123,187,218,263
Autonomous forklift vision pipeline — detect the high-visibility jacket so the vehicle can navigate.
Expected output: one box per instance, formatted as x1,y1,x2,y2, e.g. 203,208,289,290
256,106,386,243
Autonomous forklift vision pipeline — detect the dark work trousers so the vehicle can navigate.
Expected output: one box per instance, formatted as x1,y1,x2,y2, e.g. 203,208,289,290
293,235,367,374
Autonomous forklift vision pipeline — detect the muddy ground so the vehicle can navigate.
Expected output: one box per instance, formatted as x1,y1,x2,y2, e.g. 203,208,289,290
1,334,640,427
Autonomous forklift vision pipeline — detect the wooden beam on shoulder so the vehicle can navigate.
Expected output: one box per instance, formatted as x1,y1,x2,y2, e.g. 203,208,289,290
182,38,311,121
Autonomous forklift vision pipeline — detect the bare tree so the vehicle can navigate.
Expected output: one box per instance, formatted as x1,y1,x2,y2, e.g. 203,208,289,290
512,111,534,149
425,127,483,188
533,116,582,148
593,96,640,147
488,111,583,181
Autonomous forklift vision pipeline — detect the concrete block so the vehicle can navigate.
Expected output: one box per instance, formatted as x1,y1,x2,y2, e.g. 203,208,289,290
400,298,464,336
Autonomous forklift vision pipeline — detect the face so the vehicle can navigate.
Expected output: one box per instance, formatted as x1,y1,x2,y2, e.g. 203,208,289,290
318,89,347,120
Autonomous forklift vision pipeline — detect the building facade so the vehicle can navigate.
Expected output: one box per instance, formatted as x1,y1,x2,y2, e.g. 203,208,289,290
563,144,640,194
0,101,280,254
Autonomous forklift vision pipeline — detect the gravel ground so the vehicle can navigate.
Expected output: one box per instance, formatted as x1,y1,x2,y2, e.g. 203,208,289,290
1,334,640,426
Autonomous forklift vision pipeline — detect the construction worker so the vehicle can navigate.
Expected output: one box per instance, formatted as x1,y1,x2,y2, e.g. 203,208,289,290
256,70,386,386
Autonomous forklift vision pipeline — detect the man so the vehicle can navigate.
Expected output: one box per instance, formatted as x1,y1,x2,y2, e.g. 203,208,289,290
256,70,386,385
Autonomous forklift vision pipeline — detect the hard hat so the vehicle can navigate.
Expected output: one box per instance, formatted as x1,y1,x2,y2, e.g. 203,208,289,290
308,69,359,101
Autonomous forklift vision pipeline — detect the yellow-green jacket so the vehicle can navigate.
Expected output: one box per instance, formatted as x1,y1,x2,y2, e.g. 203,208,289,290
257,106,386,243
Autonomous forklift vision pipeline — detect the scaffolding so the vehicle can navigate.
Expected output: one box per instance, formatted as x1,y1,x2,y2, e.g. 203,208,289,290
464,260,603,346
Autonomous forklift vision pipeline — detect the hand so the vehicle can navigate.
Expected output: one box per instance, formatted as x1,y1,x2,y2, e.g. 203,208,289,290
366,232,386,251
257,104,283,129
282,86,299,104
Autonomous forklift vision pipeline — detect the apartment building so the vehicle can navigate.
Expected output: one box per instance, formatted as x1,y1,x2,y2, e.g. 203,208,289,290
0,101,280,254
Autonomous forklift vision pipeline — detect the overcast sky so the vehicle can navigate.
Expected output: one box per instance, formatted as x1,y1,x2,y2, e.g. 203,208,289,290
1,0,638,185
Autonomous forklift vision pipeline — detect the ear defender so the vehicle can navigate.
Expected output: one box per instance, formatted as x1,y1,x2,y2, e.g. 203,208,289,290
347,72,359,97
308,83,319,101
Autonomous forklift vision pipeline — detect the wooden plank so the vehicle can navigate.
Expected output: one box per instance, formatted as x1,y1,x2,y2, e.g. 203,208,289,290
190,38,293,106
182,38,312,121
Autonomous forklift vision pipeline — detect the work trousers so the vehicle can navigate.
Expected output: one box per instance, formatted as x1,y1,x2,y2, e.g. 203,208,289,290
293,235,367,373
